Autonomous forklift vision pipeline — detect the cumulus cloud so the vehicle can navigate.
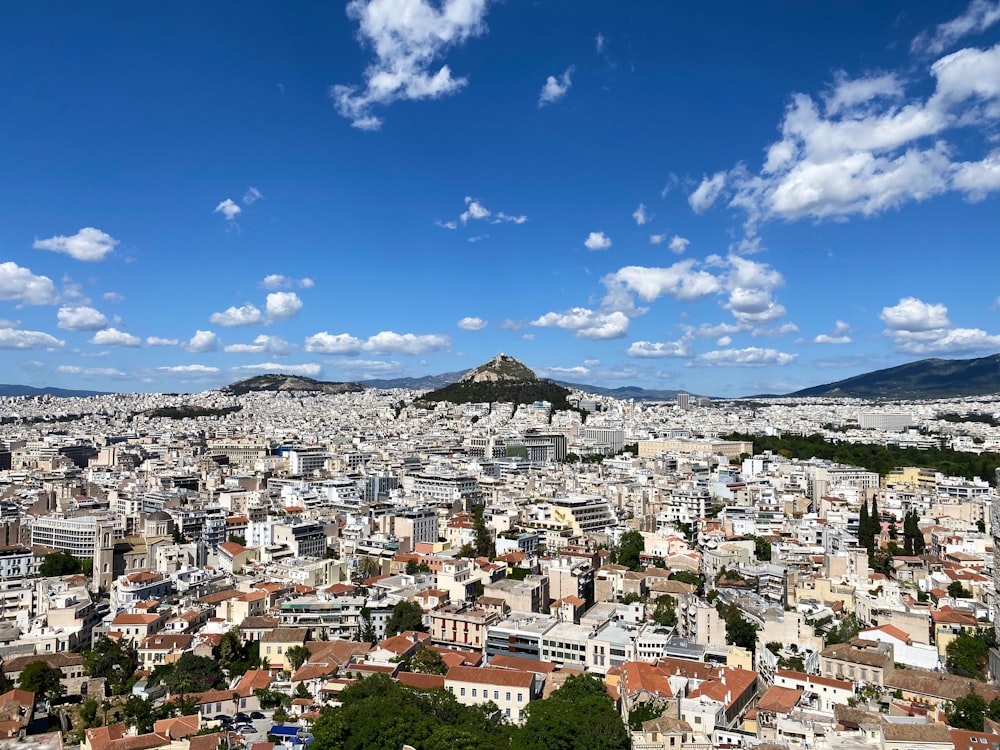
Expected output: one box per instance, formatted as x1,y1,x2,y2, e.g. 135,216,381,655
814,320,854,344
912,0,1000,56
233,362,322,377
689,40,1000,228
539,66,574,106
584,231,612,251
649,234,666,245
91,328,141,347
0,327,64,349
668,235,690,254
531,308,630,340
224,335,295,356
626,339,692,358
879,297,950,331
210,304,263,327
603,260,721,305
57,306,109,331
260,274,313,290
457,316,487,331
879,296,1000,354
460,196,490,223
305,332,364,354
688,171,727,213
363,331,450,354
632,203,651,225
330,0,491,130
33,227,119,262
214,199,241,221
188,330,220,353
102,292,125,303
694,347,797,367
146,336,180,346
435,220,458,229
243,186,264,205
541,365,590,377
0,262,59,305
265,292,303,321
158,364,220,373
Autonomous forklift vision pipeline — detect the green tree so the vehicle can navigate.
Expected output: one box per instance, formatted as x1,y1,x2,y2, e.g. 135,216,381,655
358,607,376,644
946,629,995,681
227,534,247,547
651,595,677,627
751,536,772,562
285,645,311,673
409,647,448,675
384,600,426,637
123,696,156,734
616,531,644,571
39,550,83,577
620,592,642,605
18,661,66,702
628,701,667,730
83,636,139,696
216,629,244,670
825,614,860,646
668,570,704,595
405,559,431,575
79,697,100,728
473,504,494,558
946,690,989,730
162,653,226,694
948,580,971,599
513,674,629,750
725,615,759,653
356,556,380,580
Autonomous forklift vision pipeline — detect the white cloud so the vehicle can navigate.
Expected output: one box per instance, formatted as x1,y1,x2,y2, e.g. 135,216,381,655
146,336,180,346
56,365,125,377
595,32,605,53
158,364,220,373
214,199,241,220
363,331,451,354
716,336,732,346
688,171,727,212
814,320,853,344
305,332,364,354
891,326,1000,354
912,0,1000,56
694,347,797,367
210,304,263,327
188,330,220,353
539,66,574,107
91,327,141,347
233,362,322,377
0,262,59,305
649,234,666,245
694,42,1000,228
260,274,313,290
493,212,527,224
0,327,64,349
334,358,404,376
265,291,303,320
531,308,630,340
435,220,458,229
879,297,950,331
668,235,690,254
33,227,119,262
243,186,264,205
330,0,491,130
584,231,612,251
224,334,295,356
632,203,651,225
457,316,487,331
626,339,692,358
604,260,721,305
460,196,490,223
57,306,108,331
102,291,125,303
542,366,590,377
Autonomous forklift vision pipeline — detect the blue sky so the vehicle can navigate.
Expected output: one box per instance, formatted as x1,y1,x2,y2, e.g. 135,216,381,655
2,1,1000,397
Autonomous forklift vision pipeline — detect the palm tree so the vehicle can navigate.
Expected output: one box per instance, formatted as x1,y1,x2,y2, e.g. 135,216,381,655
356,556,380,580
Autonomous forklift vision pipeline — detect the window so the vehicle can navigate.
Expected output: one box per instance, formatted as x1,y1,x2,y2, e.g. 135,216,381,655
472,688,477,697
460,688,466,696
517,693,523,702
506,692,511,701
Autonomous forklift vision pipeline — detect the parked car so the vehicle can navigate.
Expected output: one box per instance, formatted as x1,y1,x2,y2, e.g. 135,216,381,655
235,713,251,723
249,711,265,720
238,726,256,736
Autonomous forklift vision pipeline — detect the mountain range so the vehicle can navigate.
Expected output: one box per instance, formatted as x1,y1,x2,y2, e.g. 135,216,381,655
3,352,1000,400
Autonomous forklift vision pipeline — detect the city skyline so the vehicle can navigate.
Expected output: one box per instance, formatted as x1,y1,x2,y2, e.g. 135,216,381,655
1,1,999,397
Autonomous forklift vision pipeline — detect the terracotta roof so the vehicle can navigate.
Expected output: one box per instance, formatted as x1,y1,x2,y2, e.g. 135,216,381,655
619,662,673,700
190,735,227,750
153,714,199,740
261,627,309,643
756,685,802,714
398,672,446,690
445,666,534,688
881,722,952,743
861,623,912,644
86,724,127,750
106,733,171,750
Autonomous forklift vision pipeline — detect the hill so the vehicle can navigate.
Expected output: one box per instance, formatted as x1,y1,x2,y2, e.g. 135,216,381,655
554,381,690,401
788,353,1000,399
221,374,365,396
416,354,577,412
0,384,111,398
360,370,468,390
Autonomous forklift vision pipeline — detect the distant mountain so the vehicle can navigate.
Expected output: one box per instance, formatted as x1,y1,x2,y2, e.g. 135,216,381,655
553,381,689,401
361,370,468,390
787,353,1000,399
417,354,576,410
0,384,110,398
221,374,365,395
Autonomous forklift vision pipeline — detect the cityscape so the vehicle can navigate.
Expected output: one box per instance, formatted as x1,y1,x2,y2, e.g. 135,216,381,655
2,2,1000,750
